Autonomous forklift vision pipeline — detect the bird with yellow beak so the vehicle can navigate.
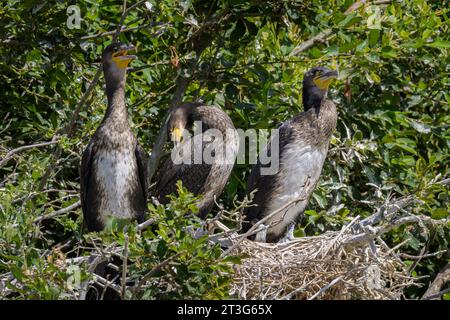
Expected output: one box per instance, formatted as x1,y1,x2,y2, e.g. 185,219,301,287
243,66,339,243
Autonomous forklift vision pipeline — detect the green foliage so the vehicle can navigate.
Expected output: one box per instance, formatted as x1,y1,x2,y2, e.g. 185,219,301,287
94,182,233,299
0,0,449,299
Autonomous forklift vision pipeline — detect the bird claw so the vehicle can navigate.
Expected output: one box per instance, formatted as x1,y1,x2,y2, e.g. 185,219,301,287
278,223,296,243
254,224,268,242
278,233,296,244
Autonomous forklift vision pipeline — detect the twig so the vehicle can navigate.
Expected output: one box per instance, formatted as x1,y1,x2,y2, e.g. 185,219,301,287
37,69,101,191
12,189,78,205
146,56,202,187
345,215,447,246
81,23,168,40
112,0,147,43
280,279,315,300
33,200,81,223
121,234,129,299
289,29,333,57
131,251,184,297
0,140,59,169
137,217,158,231
345,0,393,13
129,60,170,73
399,250,446,260
146,113,170,187
422,263,450,300
91,274,122,296
79,244,117,300
290,0,392,57
436,178,450,186
308,276,344,300
422,287,450,300
359,195,418,227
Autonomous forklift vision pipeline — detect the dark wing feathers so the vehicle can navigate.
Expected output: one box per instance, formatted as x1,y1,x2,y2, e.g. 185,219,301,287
155,157,212,203
243,120,294,229
80,142,95,226
135,144,149,198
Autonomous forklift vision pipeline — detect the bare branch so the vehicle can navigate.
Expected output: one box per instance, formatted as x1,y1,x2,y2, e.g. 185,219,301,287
121,234,129,299
289,29,333,57
33,200,81,223
422,287,450,300
308,276,343,300
399,250,447,260
112,0,147,43
0,140,59,169
131,251,185,297
290,0,392,57
137,217,158,231
422,263,450,300
81,23,168,40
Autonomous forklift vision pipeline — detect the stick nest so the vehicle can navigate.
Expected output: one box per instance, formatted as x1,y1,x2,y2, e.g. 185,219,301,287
227,229,417,300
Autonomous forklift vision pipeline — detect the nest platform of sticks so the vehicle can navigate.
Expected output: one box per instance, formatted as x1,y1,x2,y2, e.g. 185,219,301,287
229,226,414,300
210,194,447,300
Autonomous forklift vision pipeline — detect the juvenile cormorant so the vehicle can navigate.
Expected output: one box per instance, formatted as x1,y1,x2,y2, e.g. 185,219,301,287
243,67,338,243
80,43,148,232
154,102,239,218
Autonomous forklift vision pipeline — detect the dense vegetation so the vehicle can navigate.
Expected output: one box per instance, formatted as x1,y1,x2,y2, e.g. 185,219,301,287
0,0,448,299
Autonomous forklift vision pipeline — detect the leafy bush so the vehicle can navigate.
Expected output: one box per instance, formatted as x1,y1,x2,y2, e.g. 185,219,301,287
0,0,448,299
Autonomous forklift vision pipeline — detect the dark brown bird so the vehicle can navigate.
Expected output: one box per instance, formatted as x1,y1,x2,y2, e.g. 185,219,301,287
154,102,239,218
80,43,148,232
243,67,338,243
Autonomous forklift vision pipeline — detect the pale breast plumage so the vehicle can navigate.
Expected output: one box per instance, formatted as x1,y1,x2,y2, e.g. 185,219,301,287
264,142,328,238
93,148,139,223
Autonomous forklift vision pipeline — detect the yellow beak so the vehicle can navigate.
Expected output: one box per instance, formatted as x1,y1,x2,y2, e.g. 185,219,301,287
171,127,183,144
313,70,339,90
112,44,137,69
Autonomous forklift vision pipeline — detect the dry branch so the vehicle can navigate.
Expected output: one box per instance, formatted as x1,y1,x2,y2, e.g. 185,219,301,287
131,251,185,297
33,200,81,223
81,23,168,40
290,0,392,57
422,263,450,300
0,140,59,169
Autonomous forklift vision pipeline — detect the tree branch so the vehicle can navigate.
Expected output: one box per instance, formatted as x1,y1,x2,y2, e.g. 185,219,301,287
33,200,81,223
0,140,59,169
290,0,392,57
131,251,184,297
81,22,168,40
422,263,450,300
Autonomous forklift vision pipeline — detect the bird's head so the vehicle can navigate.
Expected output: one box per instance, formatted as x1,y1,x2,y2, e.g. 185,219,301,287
102,42,137,86
302,67,338,111
168,105,190,145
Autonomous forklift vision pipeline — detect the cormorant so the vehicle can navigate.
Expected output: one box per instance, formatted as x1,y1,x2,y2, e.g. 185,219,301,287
154,102,239,218
80,42,148,232
243,67,338,243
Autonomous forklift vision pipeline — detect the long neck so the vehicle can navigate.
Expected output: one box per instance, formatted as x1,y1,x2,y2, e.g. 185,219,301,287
104,76,128,123
317,100,337,140
303,86,326,113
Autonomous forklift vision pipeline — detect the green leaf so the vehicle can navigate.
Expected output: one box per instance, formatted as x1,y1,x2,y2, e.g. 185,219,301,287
431,208,448,219
426,40,450,48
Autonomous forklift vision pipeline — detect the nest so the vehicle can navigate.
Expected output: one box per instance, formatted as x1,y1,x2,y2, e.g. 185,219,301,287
211,193,444,300
227,230,416,300
204,198,438,301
